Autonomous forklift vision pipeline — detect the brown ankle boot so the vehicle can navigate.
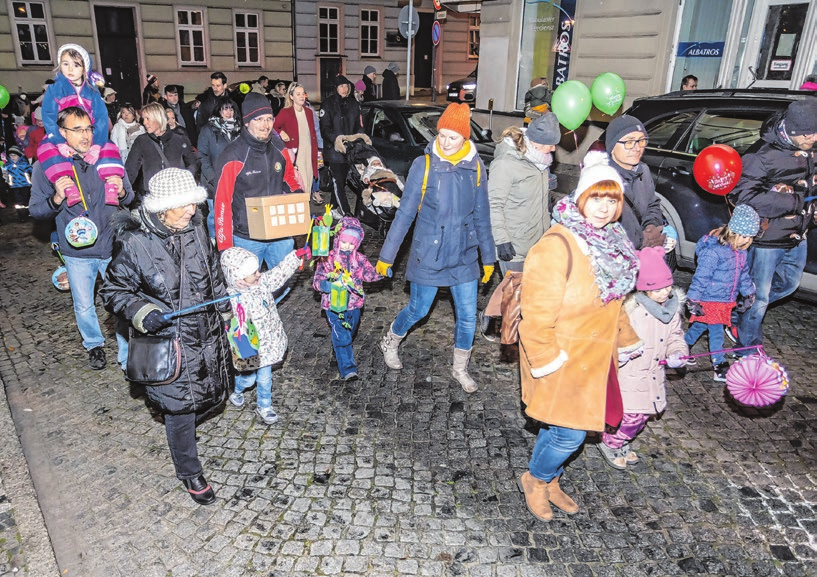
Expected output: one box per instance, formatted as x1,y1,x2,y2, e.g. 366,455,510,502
517,471,552,522
546,476,578,514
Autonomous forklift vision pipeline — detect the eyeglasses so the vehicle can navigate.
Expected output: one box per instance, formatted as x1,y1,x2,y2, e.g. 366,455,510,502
617,138,648,150
62,126,94,135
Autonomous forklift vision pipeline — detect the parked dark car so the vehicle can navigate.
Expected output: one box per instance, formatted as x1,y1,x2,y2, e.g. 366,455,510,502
360,101,496,178
591,89,817,299
447,69,477,104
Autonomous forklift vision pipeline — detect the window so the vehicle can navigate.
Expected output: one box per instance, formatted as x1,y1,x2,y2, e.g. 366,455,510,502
467,15,480,59
684,111,767,155
644,112,698,151
234,10,262,66
175,7,207,66
9,0,53,65
360,9,380,57
319,6,340,54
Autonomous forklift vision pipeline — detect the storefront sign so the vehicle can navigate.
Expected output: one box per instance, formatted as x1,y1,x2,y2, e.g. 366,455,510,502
770,60,792,71
677,41,725,58
552,0,576,88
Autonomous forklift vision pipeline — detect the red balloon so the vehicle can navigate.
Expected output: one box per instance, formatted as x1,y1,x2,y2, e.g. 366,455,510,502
693,144,742,196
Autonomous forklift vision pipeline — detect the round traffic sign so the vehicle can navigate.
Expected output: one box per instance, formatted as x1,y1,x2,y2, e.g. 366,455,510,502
432,21,441,46
398,5,420,39
433,0,442,10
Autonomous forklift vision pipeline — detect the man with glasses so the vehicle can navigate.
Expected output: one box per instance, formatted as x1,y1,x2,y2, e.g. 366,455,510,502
605,114,666,249
30,106,134,370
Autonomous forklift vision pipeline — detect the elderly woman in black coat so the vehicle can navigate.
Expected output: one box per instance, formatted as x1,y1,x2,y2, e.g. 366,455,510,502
100,167,231,505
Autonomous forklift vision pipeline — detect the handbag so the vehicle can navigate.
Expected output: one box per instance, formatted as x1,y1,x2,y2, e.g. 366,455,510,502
499,271,524,345
126,329,182,384
226,303,261,371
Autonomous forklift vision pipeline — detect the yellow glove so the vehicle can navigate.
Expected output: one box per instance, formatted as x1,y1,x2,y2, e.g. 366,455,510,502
481,265,495,284
376,260,393,278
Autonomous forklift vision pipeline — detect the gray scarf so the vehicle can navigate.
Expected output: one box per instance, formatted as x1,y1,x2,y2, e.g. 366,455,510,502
635,291,679,324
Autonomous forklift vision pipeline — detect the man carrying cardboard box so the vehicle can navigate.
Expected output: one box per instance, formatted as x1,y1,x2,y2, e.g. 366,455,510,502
214,92,303,274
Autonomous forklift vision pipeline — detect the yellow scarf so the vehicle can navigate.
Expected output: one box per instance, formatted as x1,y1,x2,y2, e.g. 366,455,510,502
435,139,471,165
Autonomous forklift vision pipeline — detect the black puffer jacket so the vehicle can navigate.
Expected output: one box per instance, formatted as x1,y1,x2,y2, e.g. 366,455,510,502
727,115,816,248
381,69,400,100
319,84,363,165
125,129,200,200
611,159,664,250
100,210,231,416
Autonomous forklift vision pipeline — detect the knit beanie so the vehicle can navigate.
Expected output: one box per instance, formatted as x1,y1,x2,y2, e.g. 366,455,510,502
364,65,376,75
143,168,207,213
220,246,260,288
335,75,351,88
783,99,817,136
33,107,42,121
574,151,624,201
635,247,673,291
728,204,760,237
7,146,23,158
437,103,471,139
242,92,273,123
336,217,364,249
526,112,561,145
146,74,157,84
605,114,647,155
57,44,91,75
387,62,399,74
354,80,366,92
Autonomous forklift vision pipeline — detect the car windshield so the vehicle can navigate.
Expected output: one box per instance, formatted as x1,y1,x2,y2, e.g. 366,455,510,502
401,110,488,144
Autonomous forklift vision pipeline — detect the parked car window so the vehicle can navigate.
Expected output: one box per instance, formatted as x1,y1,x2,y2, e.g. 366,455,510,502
685,111,767,155
372,109,403,142
401,110,489,145
643,111,698,150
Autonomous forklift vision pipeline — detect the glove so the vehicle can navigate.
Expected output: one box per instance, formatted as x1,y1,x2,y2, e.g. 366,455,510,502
734,293,755,314
618,346,643,367
666,352,686,369
641,224,666,248
481,264,495,284
63,183,82,207
104,180,120,206
686,300,704,317
142,310,172,333
295,246,311,260
319,280,332,293
376,260,393,278
496,242,516,262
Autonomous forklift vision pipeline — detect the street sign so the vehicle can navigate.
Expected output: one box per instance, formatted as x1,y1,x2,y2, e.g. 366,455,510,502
431,21,441,46
435,10,446,20
433,0,442,9
398,5,420,39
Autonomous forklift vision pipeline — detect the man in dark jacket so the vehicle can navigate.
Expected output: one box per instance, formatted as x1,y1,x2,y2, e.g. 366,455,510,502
605,114,665,249
196,72,234,133
29,106,135,370
727,99,817,350
160,84,198,146
381,63,400,100
361,65,377,102
319,75,364,216
213,92,302,274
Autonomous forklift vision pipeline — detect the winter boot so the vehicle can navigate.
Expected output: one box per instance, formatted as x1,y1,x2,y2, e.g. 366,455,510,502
546,476,579,514
379,323,404,369
516,471,552,522
452,347,478,393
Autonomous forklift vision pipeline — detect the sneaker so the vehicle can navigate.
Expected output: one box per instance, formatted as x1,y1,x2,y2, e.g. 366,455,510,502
596,443,627,470
229,391,245,407
256,406,278,424
477,310,499,343
725,325,738,344
685,357,697,366
343,372,359,382
88,346,107,370
713,361,730,382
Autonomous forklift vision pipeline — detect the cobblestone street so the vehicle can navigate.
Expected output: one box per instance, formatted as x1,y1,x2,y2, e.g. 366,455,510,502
0,210,815,577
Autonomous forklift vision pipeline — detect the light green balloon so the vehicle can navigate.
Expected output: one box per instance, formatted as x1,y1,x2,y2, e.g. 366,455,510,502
550,80,592,131
591,73,626,116
0,86,9,109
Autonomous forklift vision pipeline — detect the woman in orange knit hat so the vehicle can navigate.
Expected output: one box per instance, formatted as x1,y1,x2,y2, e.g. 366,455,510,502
375,103,496,393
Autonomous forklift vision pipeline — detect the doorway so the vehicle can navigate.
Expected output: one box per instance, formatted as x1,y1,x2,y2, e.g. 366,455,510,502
413,13,434,89
94,5,141,106
319,58,343,102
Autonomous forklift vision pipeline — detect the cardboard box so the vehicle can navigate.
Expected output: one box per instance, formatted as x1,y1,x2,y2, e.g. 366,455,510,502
245,193,311,240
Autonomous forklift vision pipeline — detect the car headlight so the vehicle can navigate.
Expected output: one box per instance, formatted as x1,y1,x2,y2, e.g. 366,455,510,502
463,83,476,90
446,84,450,90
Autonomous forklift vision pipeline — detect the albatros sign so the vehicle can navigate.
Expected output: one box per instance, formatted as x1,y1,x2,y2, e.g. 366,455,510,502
677,42,725,58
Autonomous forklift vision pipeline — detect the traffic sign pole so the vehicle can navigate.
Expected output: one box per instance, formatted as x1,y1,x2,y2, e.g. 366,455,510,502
406,0,413,101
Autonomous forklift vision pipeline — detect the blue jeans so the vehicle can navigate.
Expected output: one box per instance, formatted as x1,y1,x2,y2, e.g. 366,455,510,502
737,242,807,348
206,199,215,239
235,365,273,409
392,280,478,350
63,255,128,365
327,308,361,378
529,425,586,482
685,321,726,364
232,235,295,303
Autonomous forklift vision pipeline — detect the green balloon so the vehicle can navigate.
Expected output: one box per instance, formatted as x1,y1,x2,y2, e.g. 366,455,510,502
591,73,626,116
551,80,592,131
0,86,9,109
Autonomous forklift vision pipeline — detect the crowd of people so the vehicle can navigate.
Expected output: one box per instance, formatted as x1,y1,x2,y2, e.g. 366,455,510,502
4,42,817,517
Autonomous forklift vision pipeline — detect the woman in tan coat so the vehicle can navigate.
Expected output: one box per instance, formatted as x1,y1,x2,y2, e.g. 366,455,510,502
517,151,643,522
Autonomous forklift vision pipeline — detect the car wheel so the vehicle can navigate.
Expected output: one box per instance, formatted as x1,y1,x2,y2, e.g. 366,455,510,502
665,247,678,272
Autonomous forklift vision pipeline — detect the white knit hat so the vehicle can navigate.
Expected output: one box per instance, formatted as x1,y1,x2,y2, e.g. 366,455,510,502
574,151,624,201
220,247,260,288
143,168,207,213
57,44,91,75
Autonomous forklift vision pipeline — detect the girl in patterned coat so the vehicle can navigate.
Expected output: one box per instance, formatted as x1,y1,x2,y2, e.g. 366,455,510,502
221,245,309,424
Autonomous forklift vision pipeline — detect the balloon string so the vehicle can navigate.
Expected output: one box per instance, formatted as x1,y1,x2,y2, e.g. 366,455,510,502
658,344,763,365
573,131,579,156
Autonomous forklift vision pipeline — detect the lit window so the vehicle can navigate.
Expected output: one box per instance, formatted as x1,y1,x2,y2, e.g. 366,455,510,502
360,9,380,57
10,1,53,65
175,7,207,65
235,10,262,66
319,6,340,54
468,15,480,59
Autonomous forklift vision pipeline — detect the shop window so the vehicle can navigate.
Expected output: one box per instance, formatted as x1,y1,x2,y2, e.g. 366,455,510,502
175,7,208,66
468,15,480,59
234,10,262,66
360,9,380,57
319,6,340,54
10,0,53,65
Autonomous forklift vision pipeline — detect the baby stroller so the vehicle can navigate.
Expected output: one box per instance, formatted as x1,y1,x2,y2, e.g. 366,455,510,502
334,134,403,237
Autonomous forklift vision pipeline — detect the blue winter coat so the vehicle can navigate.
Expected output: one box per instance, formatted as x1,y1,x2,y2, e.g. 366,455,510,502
687,235,755,303
378,141,495,286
